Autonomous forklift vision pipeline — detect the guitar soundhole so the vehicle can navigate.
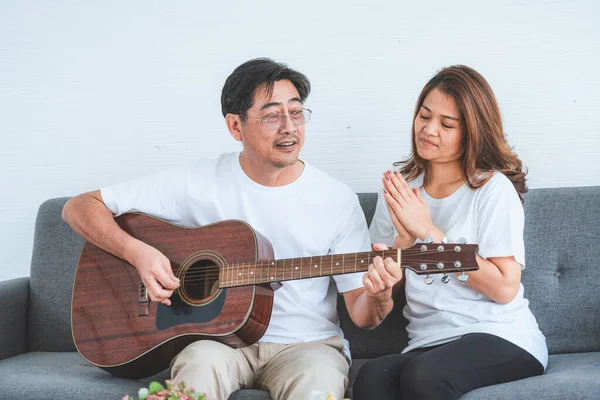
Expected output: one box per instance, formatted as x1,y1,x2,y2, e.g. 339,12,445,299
179,259,221,306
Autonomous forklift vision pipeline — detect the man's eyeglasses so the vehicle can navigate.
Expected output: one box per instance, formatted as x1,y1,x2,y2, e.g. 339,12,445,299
240,108,312,129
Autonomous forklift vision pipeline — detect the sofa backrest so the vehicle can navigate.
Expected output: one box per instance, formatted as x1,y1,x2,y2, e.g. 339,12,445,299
28,187,600,356
29,197,82,352
520,186,600,355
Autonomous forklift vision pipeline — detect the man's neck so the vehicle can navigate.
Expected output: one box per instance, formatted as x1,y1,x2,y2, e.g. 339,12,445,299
239,153,305,187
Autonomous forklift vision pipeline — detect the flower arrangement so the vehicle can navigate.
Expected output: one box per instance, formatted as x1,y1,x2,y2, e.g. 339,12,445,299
124,381,349,400
123,380,205,400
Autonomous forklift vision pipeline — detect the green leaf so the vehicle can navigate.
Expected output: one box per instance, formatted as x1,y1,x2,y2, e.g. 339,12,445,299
148,381,165,394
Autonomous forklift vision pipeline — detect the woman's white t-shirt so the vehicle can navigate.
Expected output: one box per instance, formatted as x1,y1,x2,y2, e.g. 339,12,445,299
101,152,371,360
369,172,548,369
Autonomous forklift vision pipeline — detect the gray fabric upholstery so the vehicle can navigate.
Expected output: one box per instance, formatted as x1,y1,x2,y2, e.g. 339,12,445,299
462,352,600,400
0,277,29,360
521,186,600,355
28,197,83,352
1,187,599,399
0,352,166,398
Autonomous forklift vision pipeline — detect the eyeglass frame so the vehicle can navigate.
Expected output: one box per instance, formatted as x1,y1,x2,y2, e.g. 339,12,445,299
239,108,312,128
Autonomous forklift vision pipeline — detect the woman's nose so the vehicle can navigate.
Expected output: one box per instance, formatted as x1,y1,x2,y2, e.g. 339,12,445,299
423,122,437,136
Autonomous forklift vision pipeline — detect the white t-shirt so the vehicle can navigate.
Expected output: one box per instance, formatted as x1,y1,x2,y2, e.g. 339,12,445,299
369,172,548,369
101,152,371,360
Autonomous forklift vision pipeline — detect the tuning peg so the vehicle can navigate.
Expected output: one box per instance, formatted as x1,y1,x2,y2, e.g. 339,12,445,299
424,237,434,243
424,274,434,285
456,237,467,244
458,272,469,283
441,274,451,284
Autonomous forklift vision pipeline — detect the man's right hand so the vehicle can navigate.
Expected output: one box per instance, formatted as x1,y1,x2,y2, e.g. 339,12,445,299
130,241,180,306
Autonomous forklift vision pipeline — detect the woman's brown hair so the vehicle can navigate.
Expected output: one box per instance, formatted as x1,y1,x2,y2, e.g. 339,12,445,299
395,65,527,203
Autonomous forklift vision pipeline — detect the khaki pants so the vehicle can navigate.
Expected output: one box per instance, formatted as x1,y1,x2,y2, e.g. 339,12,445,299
171,336,349,400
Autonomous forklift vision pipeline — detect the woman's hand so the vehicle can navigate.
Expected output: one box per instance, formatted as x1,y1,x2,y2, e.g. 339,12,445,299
382,176,416,248
382,170,441,241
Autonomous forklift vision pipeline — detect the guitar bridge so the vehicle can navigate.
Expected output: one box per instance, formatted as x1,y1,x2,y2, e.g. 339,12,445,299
138,280,150,316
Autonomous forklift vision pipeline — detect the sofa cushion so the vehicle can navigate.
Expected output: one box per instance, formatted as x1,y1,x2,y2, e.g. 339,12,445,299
229,389,272,400
462,352,600,400
0,352,163,399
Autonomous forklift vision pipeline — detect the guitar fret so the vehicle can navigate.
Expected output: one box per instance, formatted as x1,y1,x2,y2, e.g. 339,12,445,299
354,252,357,272
330,254,333,276
320,255,323,277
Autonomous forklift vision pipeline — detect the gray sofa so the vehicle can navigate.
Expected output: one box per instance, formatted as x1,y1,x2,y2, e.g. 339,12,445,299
1,187,599,399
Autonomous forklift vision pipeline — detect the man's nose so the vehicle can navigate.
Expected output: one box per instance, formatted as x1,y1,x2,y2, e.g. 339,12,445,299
280,114,297,133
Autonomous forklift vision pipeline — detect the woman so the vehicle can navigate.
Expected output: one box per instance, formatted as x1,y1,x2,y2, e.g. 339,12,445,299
353,66,547,400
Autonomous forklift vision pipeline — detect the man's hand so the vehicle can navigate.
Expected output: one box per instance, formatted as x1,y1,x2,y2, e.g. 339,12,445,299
130,241,180,306
362,243,404,299
344,243,404,329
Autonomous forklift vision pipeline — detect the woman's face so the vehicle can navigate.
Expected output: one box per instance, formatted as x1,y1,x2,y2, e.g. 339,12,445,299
414,88,463,165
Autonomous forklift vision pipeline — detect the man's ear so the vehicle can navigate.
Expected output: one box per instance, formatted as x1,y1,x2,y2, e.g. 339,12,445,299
226,114,243,142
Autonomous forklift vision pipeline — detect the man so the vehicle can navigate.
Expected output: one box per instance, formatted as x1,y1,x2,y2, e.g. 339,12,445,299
62,58,403,400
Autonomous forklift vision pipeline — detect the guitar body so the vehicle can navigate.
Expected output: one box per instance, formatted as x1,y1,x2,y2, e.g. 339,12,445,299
71,215,275,379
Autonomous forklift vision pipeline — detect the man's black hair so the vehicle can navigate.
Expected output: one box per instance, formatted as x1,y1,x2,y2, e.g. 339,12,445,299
221,58,311,117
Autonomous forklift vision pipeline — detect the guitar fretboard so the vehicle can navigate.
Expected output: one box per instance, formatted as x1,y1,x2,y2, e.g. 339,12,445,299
219,249,399,288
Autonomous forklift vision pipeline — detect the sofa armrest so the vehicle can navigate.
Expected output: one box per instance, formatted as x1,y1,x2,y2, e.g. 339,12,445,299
0,277,30,360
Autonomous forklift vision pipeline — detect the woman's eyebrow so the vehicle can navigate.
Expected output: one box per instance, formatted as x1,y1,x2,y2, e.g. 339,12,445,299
421,105,459,121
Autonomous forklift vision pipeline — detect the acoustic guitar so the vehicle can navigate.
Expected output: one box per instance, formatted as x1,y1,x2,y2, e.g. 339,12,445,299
71,213,479,379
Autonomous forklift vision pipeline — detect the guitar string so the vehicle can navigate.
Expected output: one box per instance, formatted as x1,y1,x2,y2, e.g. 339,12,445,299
176,248,466,279
177,249,470,280
173,249,473,284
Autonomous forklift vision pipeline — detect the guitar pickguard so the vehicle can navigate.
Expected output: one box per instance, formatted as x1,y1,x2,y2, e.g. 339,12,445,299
156,288,227,330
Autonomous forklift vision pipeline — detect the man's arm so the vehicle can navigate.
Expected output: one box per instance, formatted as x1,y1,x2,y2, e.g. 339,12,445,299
62,190,179,305
342,244,403,329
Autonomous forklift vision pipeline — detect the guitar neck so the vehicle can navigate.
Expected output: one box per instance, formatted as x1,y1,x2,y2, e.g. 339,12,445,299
219,249,399,288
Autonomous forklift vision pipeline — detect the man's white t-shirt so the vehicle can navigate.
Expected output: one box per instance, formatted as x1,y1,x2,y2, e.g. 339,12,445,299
369,172,548,369
101,152,371,360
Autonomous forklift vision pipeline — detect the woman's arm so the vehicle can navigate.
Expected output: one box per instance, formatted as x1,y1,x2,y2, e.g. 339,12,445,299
462,256,522,304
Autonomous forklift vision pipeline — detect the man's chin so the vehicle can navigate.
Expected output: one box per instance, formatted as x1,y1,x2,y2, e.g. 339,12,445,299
271,154,300,169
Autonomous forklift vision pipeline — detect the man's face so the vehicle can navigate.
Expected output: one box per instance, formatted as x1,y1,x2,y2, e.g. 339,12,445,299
238,79,305,170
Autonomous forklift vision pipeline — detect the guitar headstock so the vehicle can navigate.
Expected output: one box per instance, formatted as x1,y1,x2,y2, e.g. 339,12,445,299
402,243,479,277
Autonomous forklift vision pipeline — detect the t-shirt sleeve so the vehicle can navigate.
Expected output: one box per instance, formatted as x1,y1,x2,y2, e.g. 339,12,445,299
368,187,395,247
330,195,372,293
100,166,190,225
476,174,526,268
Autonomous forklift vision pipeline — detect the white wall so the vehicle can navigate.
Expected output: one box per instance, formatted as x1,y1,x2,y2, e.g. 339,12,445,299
1,1,599,282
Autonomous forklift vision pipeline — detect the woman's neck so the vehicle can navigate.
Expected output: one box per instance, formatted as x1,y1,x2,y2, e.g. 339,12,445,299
425,162,465,199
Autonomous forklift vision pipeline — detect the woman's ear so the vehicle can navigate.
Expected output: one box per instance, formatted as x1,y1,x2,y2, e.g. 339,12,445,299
225,114,243,142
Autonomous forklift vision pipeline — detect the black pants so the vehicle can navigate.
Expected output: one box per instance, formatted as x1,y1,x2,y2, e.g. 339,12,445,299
352,333,544,400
